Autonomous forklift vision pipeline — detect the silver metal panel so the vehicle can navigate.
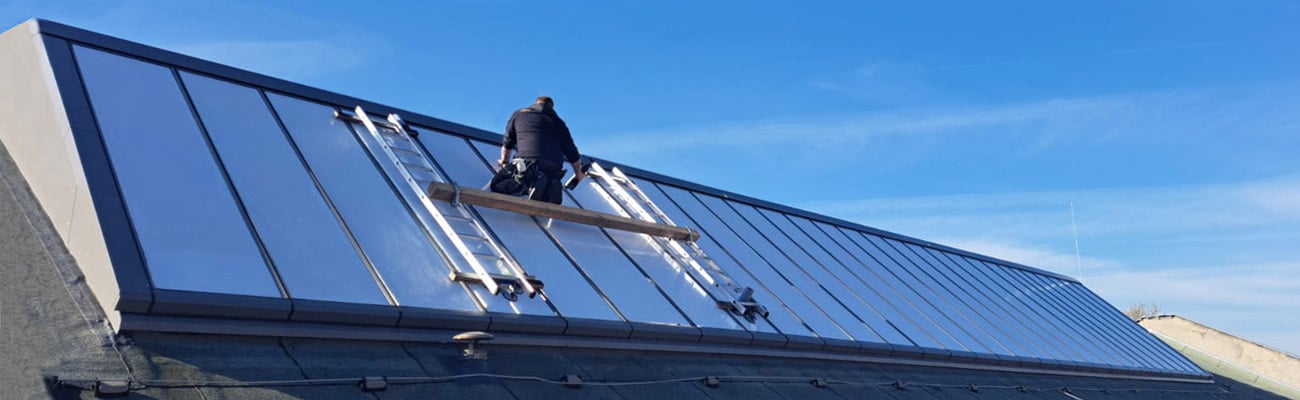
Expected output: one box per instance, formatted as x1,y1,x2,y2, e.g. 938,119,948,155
1051,278,1175,371
643,183,808,336
759,210,923,346
628,178,782,335
1061,283,1200,373
804,221,957,351
907,242,1066,362
1017,269,1169,371
1077,280,1200,372
829,227,974,352
179,72,388,305
788,217,937,348
565,176,753,331
918,247,1062,361
945,254,1094,364
681,191,853,340
72,46,278,297
264,93,478,311
873,237,1016,357
1004,269,1141,368
977,260,1111,366
544,193,693,326
1028,268,1162,370
412,133,613,319
729,204,890,343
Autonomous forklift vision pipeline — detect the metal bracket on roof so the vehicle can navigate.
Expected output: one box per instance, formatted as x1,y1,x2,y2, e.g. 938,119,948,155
451,271,544,301
717,286,769,322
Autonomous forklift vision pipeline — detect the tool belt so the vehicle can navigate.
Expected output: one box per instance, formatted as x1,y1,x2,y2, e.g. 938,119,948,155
488,158,564,205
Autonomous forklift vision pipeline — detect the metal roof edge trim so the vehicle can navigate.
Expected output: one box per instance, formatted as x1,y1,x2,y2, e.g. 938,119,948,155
116,312,1215,383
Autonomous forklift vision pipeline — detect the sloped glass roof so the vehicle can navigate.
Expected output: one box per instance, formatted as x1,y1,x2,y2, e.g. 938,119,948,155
60,35,1205,380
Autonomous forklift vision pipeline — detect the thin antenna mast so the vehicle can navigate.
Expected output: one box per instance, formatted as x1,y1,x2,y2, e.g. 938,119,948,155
1070,202,1083,281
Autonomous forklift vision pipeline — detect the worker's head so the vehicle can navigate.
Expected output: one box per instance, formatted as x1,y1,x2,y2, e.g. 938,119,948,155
535,96,554,110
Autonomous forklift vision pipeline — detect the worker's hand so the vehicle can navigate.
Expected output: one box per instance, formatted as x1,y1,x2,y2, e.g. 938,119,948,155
572,169,586,182
497,159,508,169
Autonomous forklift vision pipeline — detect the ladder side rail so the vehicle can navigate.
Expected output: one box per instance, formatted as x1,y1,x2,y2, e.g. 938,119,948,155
587,163,756,314
585,166,715,286
603,165,746,290
385,114,538,297
599,164,768,319
349,106,502,295
589,164,721,286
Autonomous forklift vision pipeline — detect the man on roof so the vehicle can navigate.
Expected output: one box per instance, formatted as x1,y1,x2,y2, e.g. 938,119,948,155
497,96,585,205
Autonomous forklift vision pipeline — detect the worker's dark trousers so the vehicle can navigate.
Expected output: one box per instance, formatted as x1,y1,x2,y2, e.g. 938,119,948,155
522,158,564,205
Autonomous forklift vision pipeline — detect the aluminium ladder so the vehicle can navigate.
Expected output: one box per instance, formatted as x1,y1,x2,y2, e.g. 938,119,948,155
337,106,539,301
585,162,769,321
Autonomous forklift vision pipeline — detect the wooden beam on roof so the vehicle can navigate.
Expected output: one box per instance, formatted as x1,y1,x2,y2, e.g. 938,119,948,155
426,181,700,242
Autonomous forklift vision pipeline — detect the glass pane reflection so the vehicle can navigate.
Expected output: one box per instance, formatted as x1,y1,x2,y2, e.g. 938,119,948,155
180,72,387,304
265,93,478,311
73,46,278,297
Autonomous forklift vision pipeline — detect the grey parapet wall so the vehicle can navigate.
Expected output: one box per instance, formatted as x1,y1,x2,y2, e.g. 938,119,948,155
1141,315,1300,397
0,19,132,329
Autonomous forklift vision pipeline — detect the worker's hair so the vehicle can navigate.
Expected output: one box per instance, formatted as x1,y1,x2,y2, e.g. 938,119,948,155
535,96,554,105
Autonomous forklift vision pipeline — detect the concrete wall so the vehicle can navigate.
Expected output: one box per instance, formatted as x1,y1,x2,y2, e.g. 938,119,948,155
1141,315,1300,398
0,20,120,327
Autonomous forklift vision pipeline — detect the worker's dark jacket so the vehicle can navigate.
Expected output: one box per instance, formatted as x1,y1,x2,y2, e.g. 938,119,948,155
503,104,580,164
500,103,579,204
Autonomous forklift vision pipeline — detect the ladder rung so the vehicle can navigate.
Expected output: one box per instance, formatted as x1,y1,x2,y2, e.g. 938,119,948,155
391,146,421,156
350,106,543,301
469,250,504,259
441,215,475,224
400,162,435,173
457,233,491,242
447,218,482,232
386,141,418,153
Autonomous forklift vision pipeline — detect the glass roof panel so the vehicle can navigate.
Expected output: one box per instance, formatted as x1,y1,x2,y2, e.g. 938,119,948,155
73,46,278,297
180,71,387,305
265,93,479,311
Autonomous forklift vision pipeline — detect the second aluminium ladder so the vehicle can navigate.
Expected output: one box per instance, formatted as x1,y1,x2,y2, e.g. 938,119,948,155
337,106,539,301
586,162,769,321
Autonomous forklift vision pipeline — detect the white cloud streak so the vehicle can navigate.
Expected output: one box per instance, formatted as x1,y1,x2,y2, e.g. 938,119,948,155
803,177,1300,243
171,40,369,81
586,94,1132,158
584,80,1300,175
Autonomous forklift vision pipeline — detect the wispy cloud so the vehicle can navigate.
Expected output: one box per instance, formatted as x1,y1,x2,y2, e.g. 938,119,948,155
171,40,371,81
585,80,1300,170
805,176,1300,241
585,93,1134,159
808,62,943,105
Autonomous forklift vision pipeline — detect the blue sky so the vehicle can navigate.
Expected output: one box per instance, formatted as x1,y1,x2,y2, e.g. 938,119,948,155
5,1,1299,355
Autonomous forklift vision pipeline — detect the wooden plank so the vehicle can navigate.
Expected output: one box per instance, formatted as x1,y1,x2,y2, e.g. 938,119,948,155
427,182,700,242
